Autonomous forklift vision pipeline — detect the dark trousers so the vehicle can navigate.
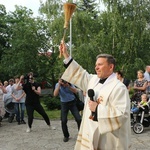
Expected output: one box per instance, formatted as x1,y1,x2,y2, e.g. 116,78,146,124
26,103,50,128
61,100,81,138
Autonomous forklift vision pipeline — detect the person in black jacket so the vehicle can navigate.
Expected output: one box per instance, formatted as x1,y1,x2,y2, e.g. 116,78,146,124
16,72,55,133
116,70,130,90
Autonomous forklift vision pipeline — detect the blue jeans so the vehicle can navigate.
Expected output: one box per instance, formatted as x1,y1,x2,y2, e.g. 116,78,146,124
61,100,81,138
14,103,25,122
131,107,139,113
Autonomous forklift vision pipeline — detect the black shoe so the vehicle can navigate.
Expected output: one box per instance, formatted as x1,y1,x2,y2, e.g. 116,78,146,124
21,120,26,124
18,122,20,125
63,137,69,142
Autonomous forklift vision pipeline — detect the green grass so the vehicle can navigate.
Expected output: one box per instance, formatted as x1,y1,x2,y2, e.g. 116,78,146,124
25,103,74,120
31,87,134,120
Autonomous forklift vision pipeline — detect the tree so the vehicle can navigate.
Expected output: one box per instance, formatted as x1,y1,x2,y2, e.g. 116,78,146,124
0,4,11,80
99,0,150,79
0,0,149,83
0,6,49,79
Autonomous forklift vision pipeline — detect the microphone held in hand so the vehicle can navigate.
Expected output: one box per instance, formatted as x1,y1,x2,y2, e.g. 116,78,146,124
88,89,95,101
88,89,95,120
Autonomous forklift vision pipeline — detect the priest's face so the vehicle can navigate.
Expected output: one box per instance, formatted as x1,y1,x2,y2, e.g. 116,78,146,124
95,57,114,78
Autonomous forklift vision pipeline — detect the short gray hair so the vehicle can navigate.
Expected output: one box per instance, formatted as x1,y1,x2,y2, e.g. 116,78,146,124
96,54,116,67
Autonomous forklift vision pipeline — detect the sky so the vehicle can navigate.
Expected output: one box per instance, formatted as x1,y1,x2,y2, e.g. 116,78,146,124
0,0,46,17
0,0,104,17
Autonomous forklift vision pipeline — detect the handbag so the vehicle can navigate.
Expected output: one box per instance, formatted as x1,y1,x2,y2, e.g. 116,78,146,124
74,93,84,111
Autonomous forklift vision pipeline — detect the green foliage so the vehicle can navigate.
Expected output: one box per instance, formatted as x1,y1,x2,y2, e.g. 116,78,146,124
97,0,150,80
41,95,61,110
0,5,59,88
129,87,134,98
0,4,8,58
0,0,150,83
31,102,74,120
38,0,150,81
0,6,48,76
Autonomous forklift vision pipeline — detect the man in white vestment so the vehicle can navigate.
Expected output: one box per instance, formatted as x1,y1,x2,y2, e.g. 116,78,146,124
59,42,131,150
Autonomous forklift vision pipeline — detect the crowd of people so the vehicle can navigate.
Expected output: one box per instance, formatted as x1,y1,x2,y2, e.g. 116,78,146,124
0,77,27,127
0,54,150,149
0,73,56,132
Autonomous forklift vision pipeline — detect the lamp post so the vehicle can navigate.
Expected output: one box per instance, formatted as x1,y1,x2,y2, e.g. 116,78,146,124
70,18,72,56
68,0,75,57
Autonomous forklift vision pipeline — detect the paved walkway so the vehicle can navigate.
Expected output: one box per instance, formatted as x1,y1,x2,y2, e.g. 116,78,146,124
0,118,150,150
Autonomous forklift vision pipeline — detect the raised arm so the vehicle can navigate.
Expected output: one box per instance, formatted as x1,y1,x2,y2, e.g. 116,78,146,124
15,75,24,90
59,41,70,59
67,83,78,94
0,82,7,93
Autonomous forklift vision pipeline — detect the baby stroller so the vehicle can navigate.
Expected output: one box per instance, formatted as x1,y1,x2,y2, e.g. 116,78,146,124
132,100,150,134
3,94,16,123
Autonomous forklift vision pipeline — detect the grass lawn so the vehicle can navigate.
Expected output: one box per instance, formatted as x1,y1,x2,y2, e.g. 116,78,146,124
31,87,133,120
25,103,74,120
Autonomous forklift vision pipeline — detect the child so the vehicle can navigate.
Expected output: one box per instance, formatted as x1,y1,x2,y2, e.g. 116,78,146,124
131,93,149,126
131,93,149,114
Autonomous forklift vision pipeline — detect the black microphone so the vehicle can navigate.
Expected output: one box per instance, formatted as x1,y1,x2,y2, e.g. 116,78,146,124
88,89,95,101
88,89,95,120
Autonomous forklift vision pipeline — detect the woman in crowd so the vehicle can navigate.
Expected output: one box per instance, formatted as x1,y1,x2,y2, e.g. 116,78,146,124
0,81,7,126
116,70,130,90
12,76,26,125
132,70,147,102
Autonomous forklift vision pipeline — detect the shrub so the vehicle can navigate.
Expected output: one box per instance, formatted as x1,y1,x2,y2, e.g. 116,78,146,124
129,87,134,98
41,95,61,110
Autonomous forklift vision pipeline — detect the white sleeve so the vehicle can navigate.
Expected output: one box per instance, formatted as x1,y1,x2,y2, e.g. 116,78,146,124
63,56,72,64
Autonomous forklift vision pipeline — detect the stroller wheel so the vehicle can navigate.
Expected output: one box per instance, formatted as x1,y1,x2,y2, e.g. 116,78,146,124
133,123,144,134
8,116,14,123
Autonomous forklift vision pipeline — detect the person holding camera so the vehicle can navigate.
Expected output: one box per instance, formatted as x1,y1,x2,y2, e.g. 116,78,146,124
16,72,55,133
53,78,81,142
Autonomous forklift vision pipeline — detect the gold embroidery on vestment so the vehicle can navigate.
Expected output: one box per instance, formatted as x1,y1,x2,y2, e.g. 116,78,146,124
97,96,103,104
68,66,80,83
108,102,113,132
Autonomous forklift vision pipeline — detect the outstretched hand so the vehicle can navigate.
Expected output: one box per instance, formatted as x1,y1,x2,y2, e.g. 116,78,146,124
20,75,24,81
59,41,69,59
